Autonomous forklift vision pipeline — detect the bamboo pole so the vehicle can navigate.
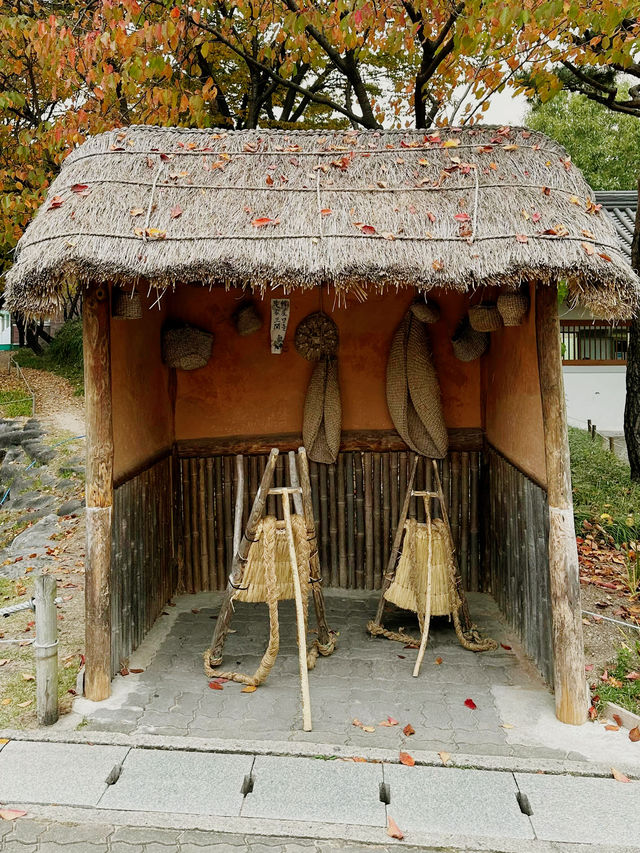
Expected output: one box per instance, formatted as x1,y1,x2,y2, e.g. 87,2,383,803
206,458,216,590
279,488,312,732
319,463,329,581
470,451,480,592
412,496,433,678
223,456,234,573
215,457,225,590
337,454,348,587
35,575,58,725
328,463,338,587
83,283,113,701
363,452,374,590
373,452,381,589
288,451,304,514
354,453,365,589
536,284,587,725
198,459,208,591
460,452,470,590
382,453,391,570
233,455,245,557
189,458,201,592
345,452,356,588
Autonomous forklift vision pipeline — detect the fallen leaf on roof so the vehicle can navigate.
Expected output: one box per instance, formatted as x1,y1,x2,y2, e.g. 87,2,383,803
387,815,404,839
251,217,279,228
581,241,596,256
170,204,183,219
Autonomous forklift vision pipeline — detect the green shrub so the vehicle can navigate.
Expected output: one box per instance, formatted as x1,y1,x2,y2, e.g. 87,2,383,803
14,319,84,392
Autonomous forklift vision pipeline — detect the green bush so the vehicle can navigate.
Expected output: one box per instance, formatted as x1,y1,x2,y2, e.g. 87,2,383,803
14,319,84,392
569,427,640,543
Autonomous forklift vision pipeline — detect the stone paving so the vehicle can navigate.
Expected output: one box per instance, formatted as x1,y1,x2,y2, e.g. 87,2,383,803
79,590,555,759
0,820,451,852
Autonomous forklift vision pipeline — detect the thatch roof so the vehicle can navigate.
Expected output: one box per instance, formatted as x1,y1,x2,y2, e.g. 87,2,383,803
4,125,638,318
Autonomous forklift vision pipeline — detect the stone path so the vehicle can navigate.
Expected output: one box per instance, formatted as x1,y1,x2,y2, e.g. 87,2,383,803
0,739,639,851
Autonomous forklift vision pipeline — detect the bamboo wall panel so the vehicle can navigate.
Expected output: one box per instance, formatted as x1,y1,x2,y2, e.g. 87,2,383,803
110,455,177,675
179,449,481,594
485,447,553,685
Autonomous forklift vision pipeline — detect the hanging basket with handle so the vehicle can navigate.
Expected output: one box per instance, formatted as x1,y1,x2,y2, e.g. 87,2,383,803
451,317,489,362
162,323,213,371
112,287,142,320
468,303,502,332
497,292,529,327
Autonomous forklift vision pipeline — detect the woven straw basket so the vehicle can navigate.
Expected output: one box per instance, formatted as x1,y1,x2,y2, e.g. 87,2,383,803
468,303,502,332
410,300,440,324
235,302,262,336
497,292,529,326
295,312,339,360
303,356,341,464
234,515,310,603
451,318,489,362
112,287,142,319
162,324,213,371
384,518,451,616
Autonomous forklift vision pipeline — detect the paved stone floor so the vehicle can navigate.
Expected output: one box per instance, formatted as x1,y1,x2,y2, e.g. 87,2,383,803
78,590,554,758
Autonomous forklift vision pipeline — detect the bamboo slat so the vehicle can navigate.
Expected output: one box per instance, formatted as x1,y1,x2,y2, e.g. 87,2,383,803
328,463,338,587
337,454,348,588
354,453,365,589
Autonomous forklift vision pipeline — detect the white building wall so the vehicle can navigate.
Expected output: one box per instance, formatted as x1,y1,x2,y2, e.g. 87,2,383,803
563,365,626,432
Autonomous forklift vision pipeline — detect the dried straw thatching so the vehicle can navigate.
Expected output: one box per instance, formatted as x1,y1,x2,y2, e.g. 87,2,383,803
4,125,638,318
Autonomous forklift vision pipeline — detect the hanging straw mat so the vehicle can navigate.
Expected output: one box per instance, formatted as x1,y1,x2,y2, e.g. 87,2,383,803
384,518,451,616
303,356,341,464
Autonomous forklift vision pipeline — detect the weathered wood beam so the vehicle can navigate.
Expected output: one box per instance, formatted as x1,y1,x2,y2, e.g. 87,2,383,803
536,284,587,725
83,283,113,701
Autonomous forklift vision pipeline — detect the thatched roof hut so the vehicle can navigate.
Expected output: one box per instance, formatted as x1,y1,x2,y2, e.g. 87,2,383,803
5,125,637,318
5,126,637,728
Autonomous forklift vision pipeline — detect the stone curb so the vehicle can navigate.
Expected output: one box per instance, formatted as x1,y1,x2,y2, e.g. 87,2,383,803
3,802,636,853
604,701,640,732
0,729,638,780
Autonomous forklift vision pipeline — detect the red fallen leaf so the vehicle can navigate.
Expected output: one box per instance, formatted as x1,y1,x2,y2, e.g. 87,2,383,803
435,657,443,664
67,688,77,695
426,211,436,222
500,643,512,650
403,723,415,736
532,212,541,223
515,234,528,243
170,204,183,219
464,698,477,710
585,664,594,672
588,705,598,720
160,152,173,161
542,186,551,195
379,716,399,727
598,252,613,262
399,751,415,766
71,183,90,196
353,222,376,235
0,809,27,821
629,726,640,742
265,175,274,186
387,815,404,840
120,667,129,676
251,217,279,228
611,767,630,783
130,668,144,674
626,671,640,680
397,654,406,659
454,212,470,222
48,196,63,210
29,553,37,559
209,681,223,690
320,208,332,216
613,713,624,726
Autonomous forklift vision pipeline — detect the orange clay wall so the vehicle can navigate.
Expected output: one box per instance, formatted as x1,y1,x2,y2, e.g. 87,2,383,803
483,283,547,485
170,286,482,440
110,290,174,481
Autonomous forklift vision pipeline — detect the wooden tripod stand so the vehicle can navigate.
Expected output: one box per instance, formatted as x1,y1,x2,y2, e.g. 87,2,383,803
368,456,493,674
205,446,334,730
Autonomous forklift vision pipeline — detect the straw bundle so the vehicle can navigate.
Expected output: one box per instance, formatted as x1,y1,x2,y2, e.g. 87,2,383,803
451,318,489,362
161,324,213,370
386,311,448,458
6,126,638,320
497,292,529,326
112,287,142,319
384,518,451,616
234,514,310,603
303,356,341,464
468,303,502,332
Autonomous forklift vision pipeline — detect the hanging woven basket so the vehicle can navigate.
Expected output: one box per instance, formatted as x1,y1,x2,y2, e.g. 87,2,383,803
497,292,529,327
410,300,440,324
162,323,213,371
451,317,489,362
112,287,142,320
235,301,262,336
468,303,502,333
295,312,339,361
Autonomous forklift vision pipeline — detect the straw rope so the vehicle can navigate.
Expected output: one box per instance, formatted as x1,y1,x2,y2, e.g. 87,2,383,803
203,514,314,686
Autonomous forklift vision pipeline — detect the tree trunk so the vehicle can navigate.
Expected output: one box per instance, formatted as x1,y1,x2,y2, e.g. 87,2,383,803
624,176,640,480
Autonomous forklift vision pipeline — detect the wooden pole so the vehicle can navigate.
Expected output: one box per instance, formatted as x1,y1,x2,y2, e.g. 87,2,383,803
412,496,433,678
34,575,58,725
536,284,587,725
233,454,245,557
279,488,312,732
83,283,113,701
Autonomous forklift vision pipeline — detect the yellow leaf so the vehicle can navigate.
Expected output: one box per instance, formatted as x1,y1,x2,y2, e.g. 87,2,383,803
501,723,514,729
438,750,451,765
570,195,580,205
241,685,257,693
1,699,11,706
361,725,376,733
443,139,460,148
0,739,9,745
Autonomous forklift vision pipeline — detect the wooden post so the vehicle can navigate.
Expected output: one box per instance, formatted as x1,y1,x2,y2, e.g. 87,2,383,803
34,575,58,725
83,283,113,701
536,284,587,725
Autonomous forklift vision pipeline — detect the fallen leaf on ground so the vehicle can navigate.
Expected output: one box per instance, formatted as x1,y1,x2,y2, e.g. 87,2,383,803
387,815,404,839
0,739,8,744
17,700,31,708
0,810,26,821
349,756,367,762
21,674,34,682
241,685,257,693
605,724,620,731
361,725,376,733
500,643,512,651
130,668,144,674
1,699,11,706
438,751,451,765
629,726,640,742
435,657,443,665
403,724,415,736
501,723,514,729
379,716,399,727
352,718,363,728
209,682,223,690
399,751,415,766
613,713,624,726
119,667,129,677
464,698,477,710
611,767,630,783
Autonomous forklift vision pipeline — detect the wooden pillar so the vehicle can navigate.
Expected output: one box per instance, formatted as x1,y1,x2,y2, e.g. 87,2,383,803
83,283,113,700
535,284,586,725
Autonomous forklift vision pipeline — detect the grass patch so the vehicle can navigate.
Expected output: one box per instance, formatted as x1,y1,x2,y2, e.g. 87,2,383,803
0,390,33,418
569,427,640,543
594,643,640,717
13,319,84,393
